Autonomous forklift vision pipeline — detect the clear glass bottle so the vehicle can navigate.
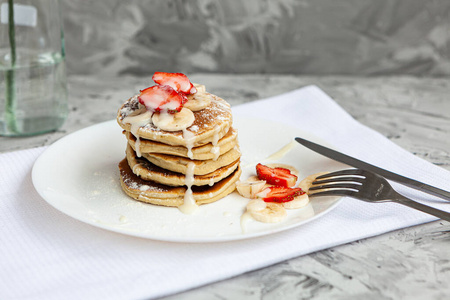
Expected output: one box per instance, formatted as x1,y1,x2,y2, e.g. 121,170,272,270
0,0,68,136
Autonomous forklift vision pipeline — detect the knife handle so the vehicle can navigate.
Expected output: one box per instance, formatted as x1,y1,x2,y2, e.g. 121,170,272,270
395,195,450,222
403,181,450,202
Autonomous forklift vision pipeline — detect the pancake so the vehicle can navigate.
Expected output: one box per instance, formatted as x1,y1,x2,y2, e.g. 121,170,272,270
117,75,241,209
117,92,232,148
125,127,238,160
126,144,240,186
119,158,241,207
142,147,241,176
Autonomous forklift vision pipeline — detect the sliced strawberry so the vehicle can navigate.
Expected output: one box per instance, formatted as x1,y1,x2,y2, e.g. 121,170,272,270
256,163,298,187
179,92,188,105
257,186,305,203
152,72,197,95
138,85,184,114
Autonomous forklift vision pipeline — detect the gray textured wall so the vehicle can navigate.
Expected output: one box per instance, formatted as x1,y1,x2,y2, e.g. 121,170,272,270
61,0,450,76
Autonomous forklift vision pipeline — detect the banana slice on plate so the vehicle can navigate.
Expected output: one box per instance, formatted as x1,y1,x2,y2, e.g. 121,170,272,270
283,171,329,209
151,108,195,131
283,193,309,209
246,199,287,223
236,177,267,199
248,175,274,189
184,93,211,112
298,171,329,192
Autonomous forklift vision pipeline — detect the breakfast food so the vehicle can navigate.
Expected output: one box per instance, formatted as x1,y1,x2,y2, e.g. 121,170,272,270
117,72,241,213
256,163,298,187
238,163,322,223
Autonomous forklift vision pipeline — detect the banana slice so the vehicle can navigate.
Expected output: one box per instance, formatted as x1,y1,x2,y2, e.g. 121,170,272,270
283,193,309,209
247,199,287,223
236,179,266,199
298,171,329,193
246,198,267,211
193,83,206,93
184,93,211,112
247,175,274,189
151,108,195,131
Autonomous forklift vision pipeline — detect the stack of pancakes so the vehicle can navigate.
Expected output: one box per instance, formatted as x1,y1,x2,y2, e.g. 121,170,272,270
117,84,241,212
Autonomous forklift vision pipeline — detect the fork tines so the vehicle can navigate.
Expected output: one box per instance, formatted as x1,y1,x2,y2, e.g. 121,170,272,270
309,169,366,197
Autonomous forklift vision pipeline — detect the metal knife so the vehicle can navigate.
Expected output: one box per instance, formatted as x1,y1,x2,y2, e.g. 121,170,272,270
295,137,450,202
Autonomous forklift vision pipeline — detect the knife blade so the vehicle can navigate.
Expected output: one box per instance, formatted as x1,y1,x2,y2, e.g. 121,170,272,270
295,137,450,202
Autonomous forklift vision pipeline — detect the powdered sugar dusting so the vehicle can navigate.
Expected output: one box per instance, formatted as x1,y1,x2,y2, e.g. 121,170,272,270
119,95,140,119
120,164,169,193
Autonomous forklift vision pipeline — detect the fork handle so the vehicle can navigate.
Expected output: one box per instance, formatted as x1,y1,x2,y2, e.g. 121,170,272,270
393,196,450,222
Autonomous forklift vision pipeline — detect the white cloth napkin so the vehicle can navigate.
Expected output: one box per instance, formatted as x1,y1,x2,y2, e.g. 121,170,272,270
1,85,449,300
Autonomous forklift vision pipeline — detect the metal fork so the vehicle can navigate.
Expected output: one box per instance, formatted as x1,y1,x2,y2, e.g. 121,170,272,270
308,169,450,222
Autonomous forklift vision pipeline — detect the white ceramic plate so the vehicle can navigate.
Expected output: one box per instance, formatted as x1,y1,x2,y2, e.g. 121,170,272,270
32,116,346,242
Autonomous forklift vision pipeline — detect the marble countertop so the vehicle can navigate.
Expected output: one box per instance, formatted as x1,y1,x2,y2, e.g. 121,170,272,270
2,74,449,299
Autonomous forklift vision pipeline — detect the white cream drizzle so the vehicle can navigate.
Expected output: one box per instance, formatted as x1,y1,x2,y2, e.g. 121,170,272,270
122,110,153,157
135,139,141,156
210,125,221,161
240,212,253,233
178,162,198,214
265,139,297,161
132,163,142,174
182,129,196,159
